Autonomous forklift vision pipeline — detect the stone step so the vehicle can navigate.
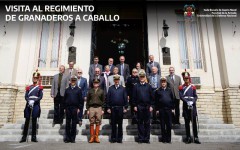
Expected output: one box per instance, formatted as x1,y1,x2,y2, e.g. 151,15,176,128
39,113,211,120
16,118,224,124
0,134,239,142
0,128,239,136
2,123,235,130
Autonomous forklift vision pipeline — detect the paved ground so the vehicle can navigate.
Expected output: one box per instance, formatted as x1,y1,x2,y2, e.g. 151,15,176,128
1,142,240,150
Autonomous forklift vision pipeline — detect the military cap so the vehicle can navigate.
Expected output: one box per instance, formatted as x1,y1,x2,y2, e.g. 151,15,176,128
93,78,100,83
181,69,190,79
138,70,146,77
113,74,120,80
160,76,167,81
70,75,77,80
33,69,40,78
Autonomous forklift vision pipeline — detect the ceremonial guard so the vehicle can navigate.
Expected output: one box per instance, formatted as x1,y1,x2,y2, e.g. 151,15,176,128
20,70,43,143
126,68,139,124
179,70,201,144
86,78,105,143
132,70,154,144
155,77,174,143
107,75,128,143
63,75,84,143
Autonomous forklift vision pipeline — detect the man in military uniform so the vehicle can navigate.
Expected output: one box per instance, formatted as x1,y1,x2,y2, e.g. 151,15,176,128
179,70,201,144
126,68,139,124
155,77,174,143
20,70,43,143
107,75,128,143
86,78,105,143
132,70,154,144
63,75,84,143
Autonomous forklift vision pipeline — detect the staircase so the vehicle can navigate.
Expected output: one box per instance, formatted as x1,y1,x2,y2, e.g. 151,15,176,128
0,109,240,143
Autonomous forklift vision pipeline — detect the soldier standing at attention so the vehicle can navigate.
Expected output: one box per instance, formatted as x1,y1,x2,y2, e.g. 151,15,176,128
107,75,128,143
155,77,174,143
86,78,105,143
132,70,154,144
63,75,84,143
179,70,201,144
20,70,43,143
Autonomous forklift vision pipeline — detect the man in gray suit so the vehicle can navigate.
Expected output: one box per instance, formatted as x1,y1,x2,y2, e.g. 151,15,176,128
108,58,115,74
146,55,161,77
65,61,77,78
148,66,161,124
107,67,125,91
166,66,182,125
116,56,130,82
88,56,103,79
51,65,69,124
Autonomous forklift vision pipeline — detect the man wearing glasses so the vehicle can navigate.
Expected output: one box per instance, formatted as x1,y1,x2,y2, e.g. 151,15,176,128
76,68,88,127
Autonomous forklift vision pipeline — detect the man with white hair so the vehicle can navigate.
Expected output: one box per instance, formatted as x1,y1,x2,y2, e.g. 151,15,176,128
76,68,88,126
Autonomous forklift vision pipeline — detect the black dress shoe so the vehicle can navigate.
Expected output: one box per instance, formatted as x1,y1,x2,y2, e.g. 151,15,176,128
138,140,143,144
71,140,76,143
144,140,150,144
64,140,70,143
166,141,172,144
19,136,27,143
117,140,122,143
194,138,201,144
110,139,116,143
31,136,38,142
185,137,192,144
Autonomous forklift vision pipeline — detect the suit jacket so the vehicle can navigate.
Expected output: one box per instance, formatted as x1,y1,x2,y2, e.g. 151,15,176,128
51,73,69,97
108,64,115,73
107,75,125,91
88,64,103,79
65,68,77,77
77,77,88,98
146,61,161,77
116,63,130,82
148,74,161,89
166,74,182,99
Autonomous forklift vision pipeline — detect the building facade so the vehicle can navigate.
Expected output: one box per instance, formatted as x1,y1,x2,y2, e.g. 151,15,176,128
0,2,240,127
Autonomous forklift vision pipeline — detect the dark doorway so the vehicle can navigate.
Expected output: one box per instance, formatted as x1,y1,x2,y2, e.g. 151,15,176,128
91,4,148,70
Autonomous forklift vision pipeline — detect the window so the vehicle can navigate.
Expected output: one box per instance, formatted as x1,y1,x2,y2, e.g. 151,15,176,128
177,14,203,69
38,21,61,68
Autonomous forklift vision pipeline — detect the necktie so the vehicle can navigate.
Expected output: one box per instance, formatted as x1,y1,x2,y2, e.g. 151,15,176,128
121,64,124,75
69,69,72,75
151,61,154,67
171,75,174,83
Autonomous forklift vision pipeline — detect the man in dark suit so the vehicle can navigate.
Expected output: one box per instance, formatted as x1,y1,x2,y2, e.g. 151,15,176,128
88,56,103,79
116,56,130,82
148,66,161,124
76,68,88,126
146,55,161,77
166,67,182,125
51,65,69,124
89,67,106,93
108,58,115,73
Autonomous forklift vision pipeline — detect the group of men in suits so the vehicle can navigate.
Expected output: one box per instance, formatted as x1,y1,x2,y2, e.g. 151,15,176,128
21,54,200,144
